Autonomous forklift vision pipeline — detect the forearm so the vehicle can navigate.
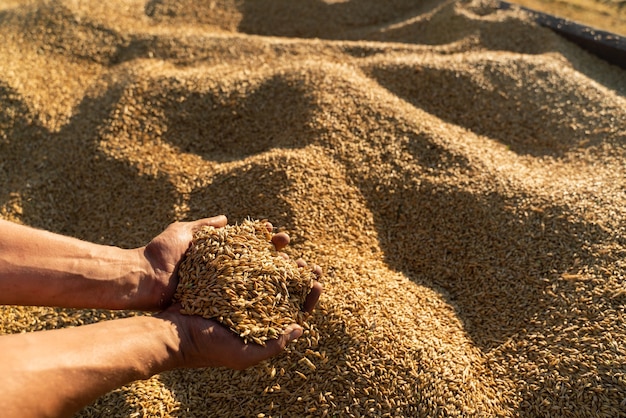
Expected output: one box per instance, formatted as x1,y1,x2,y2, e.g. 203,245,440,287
0,315,181,418
0,220,150,309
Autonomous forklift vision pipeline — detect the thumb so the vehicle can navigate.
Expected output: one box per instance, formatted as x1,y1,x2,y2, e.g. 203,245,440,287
284,324,303,342
265,324,303,353
247,324,303,366
190,215,228,231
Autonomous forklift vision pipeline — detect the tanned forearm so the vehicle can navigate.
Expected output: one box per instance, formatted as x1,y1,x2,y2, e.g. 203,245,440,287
0,220,150,309
0,315,181,418
0,218,322,417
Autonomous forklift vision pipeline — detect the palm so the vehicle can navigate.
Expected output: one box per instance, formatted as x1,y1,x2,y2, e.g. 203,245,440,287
143,217,228,309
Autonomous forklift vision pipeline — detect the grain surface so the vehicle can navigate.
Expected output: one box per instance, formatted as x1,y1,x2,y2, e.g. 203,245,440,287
0,0,625,417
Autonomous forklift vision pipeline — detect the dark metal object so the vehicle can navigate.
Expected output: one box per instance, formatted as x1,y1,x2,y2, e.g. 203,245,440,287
497,1,626,70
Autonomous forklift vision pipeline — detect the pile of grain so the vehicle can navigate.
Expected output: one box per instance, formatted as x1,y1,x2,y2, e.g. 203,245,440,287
174,220,314,345
1,0,625,417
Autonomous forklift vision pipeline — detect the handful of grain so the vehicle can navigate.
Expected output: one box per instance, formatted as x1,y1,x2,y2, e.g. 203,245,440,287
174,219,315,345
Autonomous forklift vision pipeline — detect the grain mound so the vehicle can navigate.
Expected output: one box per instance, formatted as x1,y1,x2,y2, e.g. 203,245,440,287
174,220,314,345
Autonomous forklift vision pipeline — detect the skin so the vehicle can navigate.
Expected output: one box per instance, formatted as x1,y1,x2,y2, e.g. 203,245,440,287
0,217,323,418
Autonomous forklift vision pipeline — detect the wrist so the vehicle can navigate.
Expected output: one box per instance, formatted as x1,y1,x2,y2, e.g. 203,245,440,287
152,310,186,371
134,245,179,311
102,244,180,312
84,245,167,312
135,315,184,376
96,246,153,311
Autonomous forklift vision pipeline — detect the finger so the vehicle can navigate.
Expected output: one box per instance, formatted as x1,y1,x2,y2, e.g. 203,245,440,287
303,281,323,313
296,258,307,268
237,324,302,369
312,264,323,277
191,215,228,232
271,232,290,251
265,222,274,232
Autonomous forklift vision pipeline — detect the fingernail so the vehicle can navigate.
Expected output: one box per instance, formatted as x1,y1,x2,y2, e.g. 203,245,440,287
313,265,323,276
287,325,303,341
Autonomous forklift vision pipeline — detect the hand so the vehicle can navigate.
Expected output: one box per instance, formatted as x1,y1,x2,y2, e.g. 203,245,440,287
154,222,323,370
137,215,229,310
158,277,323,370
139,217,322,311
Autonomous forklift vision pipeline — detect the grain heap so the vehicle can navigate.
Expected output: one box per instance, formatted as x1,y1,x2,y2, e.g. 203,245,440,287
1,0,625,417
174,220,314,345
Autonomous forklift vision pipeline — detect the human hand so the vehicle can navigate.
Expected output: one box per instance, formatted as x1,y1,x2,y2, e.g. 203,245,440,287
137,216,322,310
157,258,323,370
153,221,323,370
135,215,229,310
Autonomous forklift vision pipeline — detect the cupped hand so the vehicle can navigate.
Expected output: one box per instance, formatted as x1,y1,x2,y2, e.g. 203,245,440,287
139,216,323,369
138,215,228,310
138,217,320,311
155,220,323,370
158,276,323,370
